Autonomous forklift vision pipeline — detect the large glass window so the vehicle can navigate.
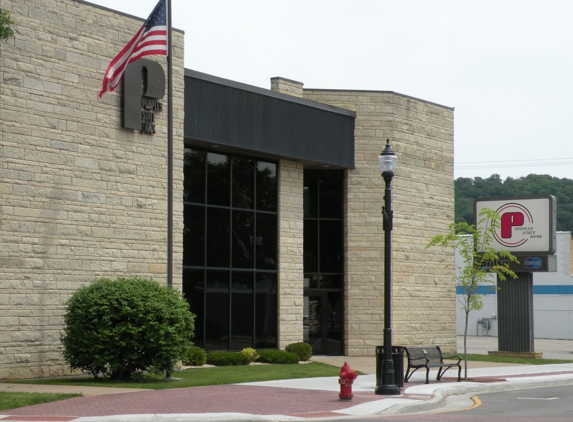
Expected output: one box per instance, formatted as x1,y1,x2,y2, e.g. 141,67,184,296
303,170,344,355
183,147,278,350
205,270,229,350
231,271,254,349
303,170,344,284
183,206,204,267
207,153,230,206
255,273,277,348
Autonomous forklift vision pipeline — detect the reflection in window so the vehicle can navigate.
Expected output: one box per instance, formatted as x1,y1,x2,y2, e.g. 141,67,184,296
183,206,204,266
206,208,230,268
183,148,278,350
303,170,344,356
255,273,277,348
303,170,344,288
205,271,229,350
257,162,277,211
232,211,254,269
207,153,230,206
183,269,204,347
319,172,343,218
256,213,277,270
184,149,205,203
303,171,318,218
232,157,254,210
326,291,343,355
304,220,318,273
231,272,254,349
320,220,343,273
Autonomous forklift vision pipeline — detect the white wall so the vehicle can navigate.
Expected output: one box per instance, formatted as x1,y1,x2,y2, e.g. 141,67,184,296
456,231,573,339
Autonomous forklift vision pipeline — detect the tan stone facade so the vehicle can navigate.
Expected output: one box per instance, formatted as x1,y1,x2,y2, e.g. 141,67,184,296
0,0,185,379
277,160,304,348
0,0,455,380
303,90,455,355
270,77,304,98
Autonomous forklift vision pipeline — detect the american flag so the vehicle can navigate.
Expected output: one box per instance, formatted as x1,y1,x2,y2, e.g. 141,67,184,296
98,0,167,98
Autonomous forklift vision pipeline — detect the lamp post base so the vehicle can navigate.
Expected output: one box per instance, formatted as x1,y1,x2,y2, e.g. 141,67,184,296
375,350,403,395
375,384,401,396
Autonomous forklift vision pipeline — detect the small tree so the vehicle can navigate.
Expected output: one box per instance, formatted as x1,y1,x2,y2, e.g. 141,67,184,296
61,277,195,380
426,208,518,379
0,8,17,40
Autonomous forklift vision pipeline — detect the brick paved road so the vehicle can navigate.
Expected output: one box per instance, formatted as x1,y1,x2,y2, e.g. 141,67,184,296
0,385,386,418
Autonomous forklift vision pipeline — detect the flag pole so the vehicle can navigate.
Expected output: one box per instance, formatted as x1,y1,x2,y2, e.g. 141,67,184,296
167,0,173,291
166,0,174,379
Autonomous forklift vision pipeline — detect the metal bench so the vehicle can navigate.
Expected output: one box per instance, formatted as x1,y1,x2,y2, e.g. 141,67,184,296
404,346,461,384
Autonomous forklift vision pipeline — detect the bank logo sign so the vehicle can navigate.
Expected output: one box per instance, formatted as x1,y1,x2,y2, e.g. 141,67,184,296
123,58,165,134
494,202,534,248
475,195,556,254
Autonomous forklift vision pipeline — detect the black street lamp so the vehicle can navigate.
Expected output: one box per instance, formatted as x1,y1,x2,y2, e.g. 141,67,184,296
375,139,401,396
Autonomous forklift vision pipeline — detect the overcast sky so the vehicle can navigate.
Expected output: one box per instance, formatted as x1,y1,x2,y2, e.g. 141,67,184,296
87,0,573,181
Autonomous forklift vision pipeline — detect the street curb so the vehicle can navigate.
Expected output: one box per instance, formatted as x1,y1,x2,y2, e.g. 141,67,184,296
382,374,573,417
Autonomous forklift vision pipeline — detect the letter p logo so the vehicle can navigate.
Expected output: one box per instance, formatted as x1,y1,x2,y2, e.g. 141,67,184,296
123,58,165,131
500,212,524,239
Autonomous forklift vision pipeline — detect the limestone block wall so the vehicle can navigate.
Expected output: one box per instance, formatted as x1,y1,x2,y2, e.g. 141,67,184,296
304,90,455,355
0,0,185,379
277,160,304,348
270,77,304,98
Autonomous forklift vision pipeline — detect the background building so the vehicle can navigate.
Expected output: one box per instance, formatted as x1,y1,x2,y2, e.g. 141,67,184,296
0,0,455,379
456,231,573,339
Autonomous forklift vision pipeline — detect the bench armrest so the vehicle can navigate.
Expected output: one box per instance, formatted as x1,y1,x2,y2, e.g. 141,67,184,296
442,355,461,364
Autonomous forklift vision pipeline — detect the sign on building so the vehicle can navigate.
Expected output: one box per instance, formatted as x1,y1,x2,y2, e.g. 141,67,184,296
475,196,557,272
123,58,165,134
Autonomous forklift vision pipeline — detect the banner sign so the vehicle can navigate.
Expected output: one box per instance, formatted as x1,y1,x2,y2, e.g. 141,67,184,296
474,195,556,255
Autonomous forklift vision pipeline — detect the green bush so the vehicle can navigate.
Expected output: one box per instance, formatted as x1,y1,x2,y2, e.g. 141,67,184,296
241,347,259,363
183,346,206,366
206,351,250,366
285,342,313,361
61,277,195,380
257,349,299,364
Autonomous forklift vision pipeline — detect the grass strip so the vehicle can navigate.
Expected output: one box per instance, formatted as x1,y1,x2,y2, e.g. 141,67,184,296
0,391,81,411
7,355,573,392
464,353,573,365
8,362,341,390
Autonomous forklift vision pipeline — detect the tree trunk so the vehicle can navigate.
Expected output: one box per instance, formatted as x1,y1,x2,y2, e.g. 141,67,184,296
463,308,469,380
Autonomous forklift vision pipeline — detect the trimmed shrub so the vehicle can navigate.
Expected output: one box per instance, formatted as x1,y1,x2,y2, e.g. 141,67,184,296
257,349,299,364
206,351,250,366
241,347,259,363
61,277,195,380
183,346,206,366
285,342,312,361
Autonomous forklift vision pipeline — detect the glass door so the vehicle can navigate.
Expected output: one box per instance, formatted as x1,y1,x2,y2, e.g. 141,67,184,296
303,290,343,355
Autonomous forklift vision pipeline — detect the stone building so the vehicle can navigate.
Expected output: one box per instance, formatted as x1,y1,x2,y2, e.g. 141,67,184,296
0,0,455,379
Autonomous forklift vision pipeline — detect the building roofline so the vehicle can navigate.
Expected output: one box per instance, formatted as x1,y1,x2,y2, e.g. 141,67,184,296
74,0,184,34
304,88,454,111
184,69,356,117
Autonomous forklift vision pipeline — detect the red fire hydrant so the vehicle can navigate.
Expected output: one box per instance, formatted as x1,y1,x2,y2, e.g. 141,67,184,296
338,362,357,401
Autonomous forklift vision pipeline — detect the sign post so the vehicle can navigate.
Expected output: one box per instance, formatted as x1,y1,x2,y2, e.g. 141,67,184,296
474,196,556,356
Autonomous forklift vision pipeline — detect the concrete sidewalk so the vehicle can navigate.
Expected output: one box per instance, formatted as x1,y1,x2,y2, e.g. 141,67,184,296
311,335,573,375
1,336,573,422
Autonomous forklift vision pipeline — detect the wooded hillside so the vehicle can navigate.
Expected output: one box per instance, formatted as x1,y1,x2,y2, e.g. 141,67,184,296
455,174,573,232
